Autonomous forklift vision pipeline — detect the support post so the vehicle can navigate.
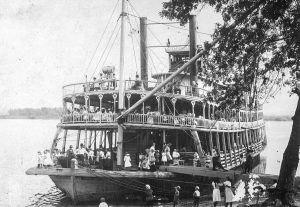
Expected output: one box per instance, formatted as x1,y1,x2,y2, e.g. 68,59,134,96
209,132,213,155
189,15,197,85
140,17,148,88
84,128,88,147
222,132,227,167
216,132,221,153
227,132,233,166
117,0,126,168
76,130,81,148
62,129,68,153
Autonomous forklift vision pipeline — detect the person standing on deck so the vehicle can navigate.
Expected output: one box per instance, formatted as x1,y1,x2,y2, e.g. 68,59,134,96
173,186,181,207
212,179,222,207
145,184,154,207
193,186,200,207
37,151,44,168
98,197,108,207
124,152,132,169
77,143,88,164
172,149,180,165
224,177,234,207
212,148,227,171
165,143,172,164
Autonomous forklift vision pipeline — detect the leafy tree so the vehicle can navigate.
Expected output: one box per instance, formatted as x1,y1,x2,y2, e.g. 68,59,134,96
161,0,300,205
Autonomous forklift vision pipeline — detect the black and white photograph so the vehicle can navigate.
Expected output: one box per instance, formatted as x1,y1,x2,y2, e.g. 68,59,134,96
0,0,299,206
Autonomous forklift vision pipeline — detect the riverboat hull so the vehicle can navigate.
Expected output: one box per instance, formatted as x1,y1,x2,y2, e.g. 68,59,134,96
26,152,262,204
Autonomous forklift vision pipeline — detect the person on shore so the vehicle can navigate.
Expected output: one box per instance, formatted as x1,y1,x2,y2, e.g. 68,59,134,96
173,186,180,207
124,152,132,169
145,184,154,207
193,186,200,207
37,151,44,168
98,197,108,207
212,179,222,207
224,177,234,207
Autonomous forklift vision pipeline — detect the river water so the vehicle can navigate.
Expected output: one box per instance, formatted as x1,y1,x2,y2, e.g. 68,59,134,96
0,119,296,206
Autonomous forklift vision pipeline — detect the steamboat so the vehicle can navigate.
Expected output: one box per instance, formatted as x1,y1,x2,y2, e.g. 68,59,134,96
26,0,266,204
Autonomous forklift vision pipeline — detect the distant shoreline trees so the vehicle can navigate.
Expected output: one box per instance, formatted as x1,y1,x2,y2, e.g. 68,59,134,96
2,107,63,119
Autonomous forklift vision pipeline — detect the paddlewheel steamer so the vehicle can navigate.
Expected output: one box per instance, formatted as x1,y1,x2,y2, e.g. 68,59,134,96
26,0,266,204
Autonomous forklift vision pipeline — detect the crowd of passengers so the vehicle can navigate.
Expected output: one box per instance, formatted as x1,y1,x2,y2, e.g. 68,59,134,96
63,103,259,126
84,73,145,92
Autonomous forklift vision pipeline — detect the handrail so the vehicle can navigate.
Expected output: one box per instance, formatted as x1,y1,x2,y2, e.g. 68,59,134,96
60,112,264,130
62,79,209,98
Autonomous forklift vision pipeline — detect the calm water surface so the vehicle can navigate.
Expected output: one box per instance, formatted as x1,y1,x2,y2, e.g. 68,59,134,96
0,119,296,206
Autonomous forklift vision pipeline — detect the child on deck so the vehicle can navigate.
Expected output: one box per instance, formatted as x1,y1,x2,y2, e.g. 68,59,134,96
37,151,44,168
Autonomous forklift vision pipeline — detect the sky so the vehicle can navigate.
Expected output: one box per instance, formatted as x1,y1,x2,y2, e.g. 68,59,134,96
0,0,297,116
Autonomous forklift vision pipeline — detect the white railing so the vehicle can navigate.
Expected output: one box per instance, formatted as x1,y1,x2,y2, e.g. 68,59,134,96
61,112,264,130
61,113,118,123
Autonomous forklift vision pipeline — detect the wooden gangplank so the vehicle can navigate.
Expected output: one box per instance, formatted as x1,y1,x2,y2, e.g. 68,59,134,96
159,165,287,185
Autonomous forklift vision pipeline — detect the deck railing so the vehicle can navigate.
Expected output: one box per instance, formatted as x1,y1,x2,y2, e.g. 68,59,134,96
62,79,208,98
126,113,216,128
61,113,117,123
61,113,264,130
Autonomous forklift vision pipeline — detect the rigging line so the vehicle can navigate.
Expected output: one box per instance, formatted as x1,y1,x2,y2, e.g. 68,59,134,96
127,0,141,17
100,25,121,70
126,17,139,72
148,48,168,68
84,0,120,78
89,20,120,80
148,27,164,46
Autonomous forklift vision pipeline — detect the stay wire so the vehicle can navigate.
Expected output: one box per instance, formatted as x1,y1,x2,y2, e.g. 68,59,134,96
89,20,120,80
84,0,120,79
100,25,121,70
126,16,139,72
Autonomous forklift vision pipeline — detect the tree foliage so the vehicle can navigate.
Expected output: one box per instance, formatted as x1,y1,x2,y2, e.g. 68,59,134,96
160,0,300,110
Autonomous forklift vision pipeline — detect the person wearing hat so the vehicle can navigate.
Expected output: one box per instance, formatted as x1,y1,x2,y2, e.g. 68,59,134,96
66,145,75,168
124,152,132,169
193,186,200,207
173,186,181,207
145,184,154,207
98,197,108,207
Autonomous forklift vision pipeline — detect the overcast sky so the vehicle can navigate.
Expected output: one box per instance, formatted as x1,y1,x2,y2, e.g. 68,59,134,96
0,0,297,116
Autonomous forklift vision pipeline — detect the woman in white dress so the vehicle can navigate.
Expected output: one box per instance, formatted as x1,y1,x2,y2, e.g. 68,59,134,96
43,149,54,167
224,177,234,207
124,153,132,168
212,179,221,207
